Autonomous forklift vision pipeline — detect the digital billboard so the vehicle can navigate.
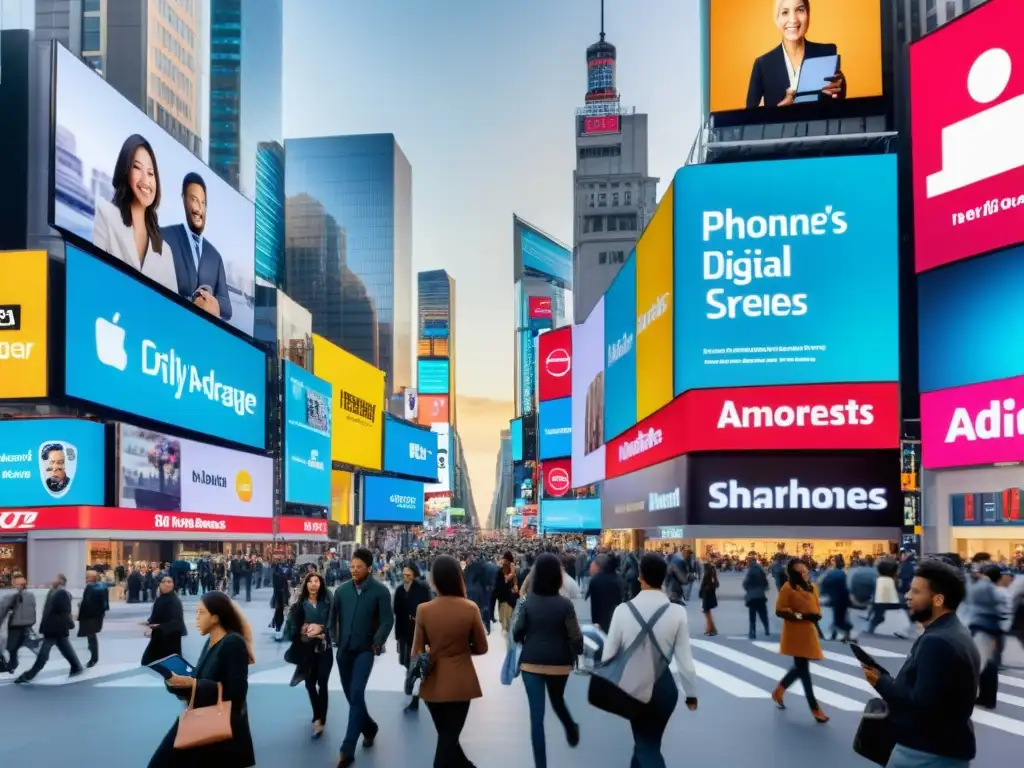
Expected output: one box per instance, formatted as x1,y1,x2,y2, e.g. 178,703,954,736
362,474,425,524
538,327,572,402
520,316,553,415
951,490,1024,527
417,359,450,395
918,246,1024,393
910,0,1024,272
529,296,553,319
0,419,105,507
0,250,48,399
673,155,898,393
637,185,674,420
606,395,688,481
383,417,439,482
539,397,572,460
520,225,572,286
52,45,256,335
331,470,353,525
282,361,332,508
64,245,268,450
418,395,449,425
541,458,572,499
688,450,901,528
602,455,687,530
118,424,273,516
511,418,524,462
603,253,636,442
571,297,605,486
313,334,384,470
709,0,883,114
540,498,601,533
404,388,418,420
424,423,451,494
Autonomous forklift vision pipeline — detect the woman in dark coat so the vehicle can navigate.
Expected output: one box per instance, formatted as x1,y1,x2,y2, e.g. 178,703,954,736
127,568,142,603
148,590,255,767
285,571,333,738
270,564,290,638
141,575,187,665
393,562,431,712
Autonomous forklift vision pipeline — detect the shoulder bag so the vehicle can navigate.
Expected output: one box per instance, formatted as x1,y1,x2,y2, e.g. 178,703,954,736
173,681,233,749
852,698,896,766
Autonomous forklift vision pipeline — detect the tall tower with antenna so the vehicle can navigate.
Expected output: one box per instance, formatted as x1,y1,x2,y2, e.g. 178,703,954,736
583,0,621,117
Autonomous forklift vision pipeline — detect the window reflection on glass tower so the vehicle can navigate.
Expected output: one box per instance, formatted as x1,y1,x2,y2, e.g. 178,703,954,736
284,134,412,393
255,142,285,286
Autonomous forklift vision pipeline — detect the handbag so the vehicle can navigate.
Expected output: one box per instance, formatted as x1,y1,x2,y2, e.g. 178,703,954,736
500,639,521,686
404,652,430,695
173,681,234,750
852,698,896,766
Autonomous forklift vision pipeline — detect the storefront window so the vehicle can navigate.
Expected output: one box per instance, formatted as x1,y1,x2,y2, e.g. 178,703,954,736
0,542,27,586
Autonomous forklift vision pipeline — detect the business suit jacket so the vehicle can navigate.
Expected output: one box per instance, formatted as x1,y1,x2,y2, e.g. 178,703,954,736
160,223,233,320
746,41,845,109
38,587,74,638
411,595,488,703
77,583,109,637
92,197,179,294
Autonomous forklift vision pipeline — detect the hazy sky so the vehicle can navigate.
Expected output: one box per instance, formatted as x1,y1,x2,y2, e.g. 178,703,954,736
284,0,703,399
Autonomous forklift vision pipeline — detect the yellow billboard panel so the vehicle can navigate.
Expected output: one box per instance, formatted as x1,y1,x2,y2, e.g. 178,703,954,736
313,334,384,470
635,185,674,421
0,250,48,399
331,470,353,525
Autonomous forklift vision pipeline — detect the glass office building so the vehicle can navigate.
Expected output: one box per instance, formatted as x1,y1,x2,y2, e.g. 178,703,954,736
417,269,456,426
285,134,413,393
255,141,285,286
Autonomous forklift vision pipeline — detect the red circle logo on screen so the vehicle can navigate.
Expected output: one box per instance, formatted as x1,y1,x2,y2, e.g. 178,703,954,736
545,348,571,378
547,467,570,497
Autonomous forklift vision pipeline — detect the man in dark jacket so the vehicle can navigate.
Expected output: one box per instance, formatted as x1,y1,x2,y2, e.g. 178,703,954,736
586,555,624,632
862,559,980,766
329,548,395,767
15,573,83,683
742,553,771,639
77,569,109,667
463,554,492,633
0,574,37,674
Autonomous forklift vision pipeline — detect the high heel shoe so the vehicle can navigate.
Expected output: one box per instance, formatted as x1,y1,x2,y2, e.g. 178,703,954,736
812,708,830,724
312,720,324,739
771,684,786,710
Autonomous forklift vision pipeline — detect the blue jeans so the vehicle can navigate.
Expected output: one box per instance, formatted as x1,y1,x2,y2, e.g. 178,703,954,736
337,650,376,756
886,745,970,768
629,671,679,768
522,672,575,768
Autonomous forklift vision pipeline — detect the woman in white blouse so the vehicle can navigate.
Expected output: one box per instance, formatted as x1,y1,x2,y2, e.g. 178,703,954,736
92,134,178,293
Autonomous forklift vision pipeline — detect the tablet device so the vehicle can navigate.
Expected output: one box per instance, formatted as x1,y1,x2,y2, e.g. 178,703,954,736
850,643,883,670
794,54,839,103
146,654,195,680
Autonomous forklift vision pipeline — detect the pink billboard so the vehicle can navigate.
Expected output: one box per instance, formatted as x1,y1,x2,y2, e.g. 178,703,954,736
910,0,1024,273
922,375,1024,469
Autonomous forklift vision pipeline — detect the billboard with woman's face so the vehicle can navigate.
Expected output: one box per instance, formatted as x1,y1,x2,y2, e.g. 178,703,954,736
50,44,256,336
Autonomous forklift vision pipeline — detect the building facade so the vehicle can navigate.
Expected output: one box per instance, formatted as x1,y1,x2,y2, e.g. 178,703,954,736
896,0,983,42
284,134,412,393
255,141,285,286
489,429,513,529
417,269,456,427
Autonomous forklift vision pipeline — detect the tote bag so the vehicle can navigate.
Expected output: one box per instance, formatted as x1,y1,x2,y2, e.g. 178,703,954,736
174,681,233,749
500,595,527,686
852,697,896,766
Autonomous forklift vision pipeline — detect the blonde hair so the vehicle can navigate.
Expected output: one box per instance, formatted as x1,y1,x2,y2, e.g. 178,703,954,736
775,0,809,17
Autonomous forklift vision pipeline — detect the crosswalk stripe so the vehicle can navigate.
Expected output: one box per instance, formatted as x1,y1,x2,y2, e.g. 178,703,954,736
754,641,871,670
34,662,140,686
848,644,906,659
999,675,1024,690
972,708,1024,737
95,672,166,688
997,691,1024,709
692,659,769,698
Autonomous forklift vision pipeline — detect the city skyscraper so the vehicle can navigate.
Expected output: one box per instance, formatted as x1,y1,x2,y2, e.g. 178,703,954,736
255,141,285,286
417,269,456,428
284,134,412,392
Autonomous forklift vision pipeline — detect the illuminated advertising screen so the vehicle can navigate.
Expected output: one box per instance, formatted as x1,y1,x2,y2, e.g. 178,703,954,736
0,419,105,506
520,225,572,286
511,418,524,461
520,316,553,414
282,361,332,508
709,0,883,115
424,423,451,494
529,296,553,319
417,395,449,425
313,334,384,470
603,253,637,442
602,456,687,530
539,397,572,460
404,388,418,421
541,458,572,499
951,490,1024,527
418,359,450,395
362,474,425,524
911,0,1024,273
52,45,256,335
637,186,674,421
0,251,48,399
571,298,605,486
422,319,449,338
118,424,273,516
918,246,1024,393
383,417,439,482
64,245,268,449
538,327,572,402
540,498,601,533
673,155,898,393
583,115,620,135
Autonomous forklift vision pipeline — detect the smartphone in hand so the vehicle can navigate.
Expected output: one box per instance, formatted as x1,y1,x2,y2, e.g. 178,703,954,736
850,643,884,671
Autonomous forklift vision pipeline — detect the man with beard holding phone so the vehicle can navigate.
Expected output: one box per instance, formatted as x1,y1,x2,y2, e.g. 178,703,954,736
162,171,232,320
861,559,980,768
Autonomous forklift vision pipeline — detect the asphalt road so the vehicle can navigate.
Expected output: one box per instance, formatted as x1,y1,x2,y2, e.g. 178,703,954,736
1,579,1021,766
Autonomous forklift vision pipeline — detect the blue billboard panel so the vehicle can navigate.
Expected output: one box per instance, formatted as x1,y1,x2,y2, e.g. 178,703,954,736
64,245,268,449
417,359,449,395
511,418,524,461
363,474,425,524
604,253,637,442
383,417,439,481
672,155,899,394
919,245,1024,392
539,396,572,460
423,319,449,338
283,361,332,507
0,419,106,506
521,226,572,287
541,498,601,533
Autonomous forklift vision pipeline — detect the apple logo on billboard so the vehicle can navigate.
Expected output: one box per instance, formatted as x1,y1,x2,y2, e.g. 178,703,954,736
96,312,128,371
547,466,570,497
545,348,571,378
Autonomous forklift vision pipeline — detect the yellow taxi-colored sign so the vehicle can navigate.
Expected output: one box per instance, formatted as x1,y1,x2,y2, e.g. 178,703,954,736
331,469,354,526
0,250,48,399
635,185,674,421
313,334,384,470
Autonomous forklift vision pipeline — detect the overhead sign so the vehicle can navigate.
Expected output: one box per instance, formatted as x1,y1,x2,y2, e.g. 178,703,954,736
64,245,267,449
601,455,687,530
910,0,1024,273
603,254,637,441
636,185,674,420
538,326,572,402
541,458,572,499
424,423,451,494
417,359,450,395
313,334,384,470
418,394,449,425
363,474,425,524
282,361,332,508
688,450,901,528
383,417,439,482
541,498,601,533
571,297,605,486
529,296,553,319
606,395,687,480
118,424,273,517
0,251,48,399
673,156,899,393
539,397,572,460
520,225,572,286
0,419,105,506
511,418,524,462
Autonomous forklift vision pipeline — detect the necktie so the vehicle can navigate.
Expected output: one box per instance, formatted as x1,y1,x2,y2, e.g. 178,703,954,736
191,232,202,265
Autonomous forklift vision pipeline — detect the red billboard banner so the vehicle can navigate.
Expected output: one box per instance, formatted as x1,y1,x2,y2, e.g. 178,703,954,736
605,395,688,480
528,296,553,319
583,115,620,134
522,504,539,518
417,394,449,425
538,327,572,402
541,458,572,499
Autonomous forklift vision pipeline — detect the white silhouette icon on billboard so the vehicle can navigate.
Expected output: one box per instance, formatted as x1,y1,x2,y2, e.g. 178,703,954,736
926,48,1022,198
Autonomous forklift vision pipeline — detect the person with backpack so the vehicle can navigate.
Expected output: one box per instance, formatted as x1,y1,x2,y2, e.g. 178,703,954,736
601,553,698,768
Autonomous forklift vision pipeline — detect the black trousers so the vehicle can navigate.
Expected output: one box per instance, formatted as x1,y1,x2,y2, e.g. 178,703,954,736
426,700,474,768
747,599,769,636
84,633,99,663
305,649,333,723
20,636,82,680
3,626,29,671
779,656,819,710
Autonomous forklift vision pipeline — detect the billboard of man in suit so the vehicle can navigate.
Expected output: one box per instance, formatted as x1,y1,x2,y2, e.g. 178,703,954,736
161,172,232,320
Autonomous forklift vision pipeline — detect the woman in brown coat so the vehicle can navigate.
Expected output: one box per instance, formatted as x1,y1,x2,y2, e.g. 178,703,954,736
412,554,489,768
772,557,829,723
